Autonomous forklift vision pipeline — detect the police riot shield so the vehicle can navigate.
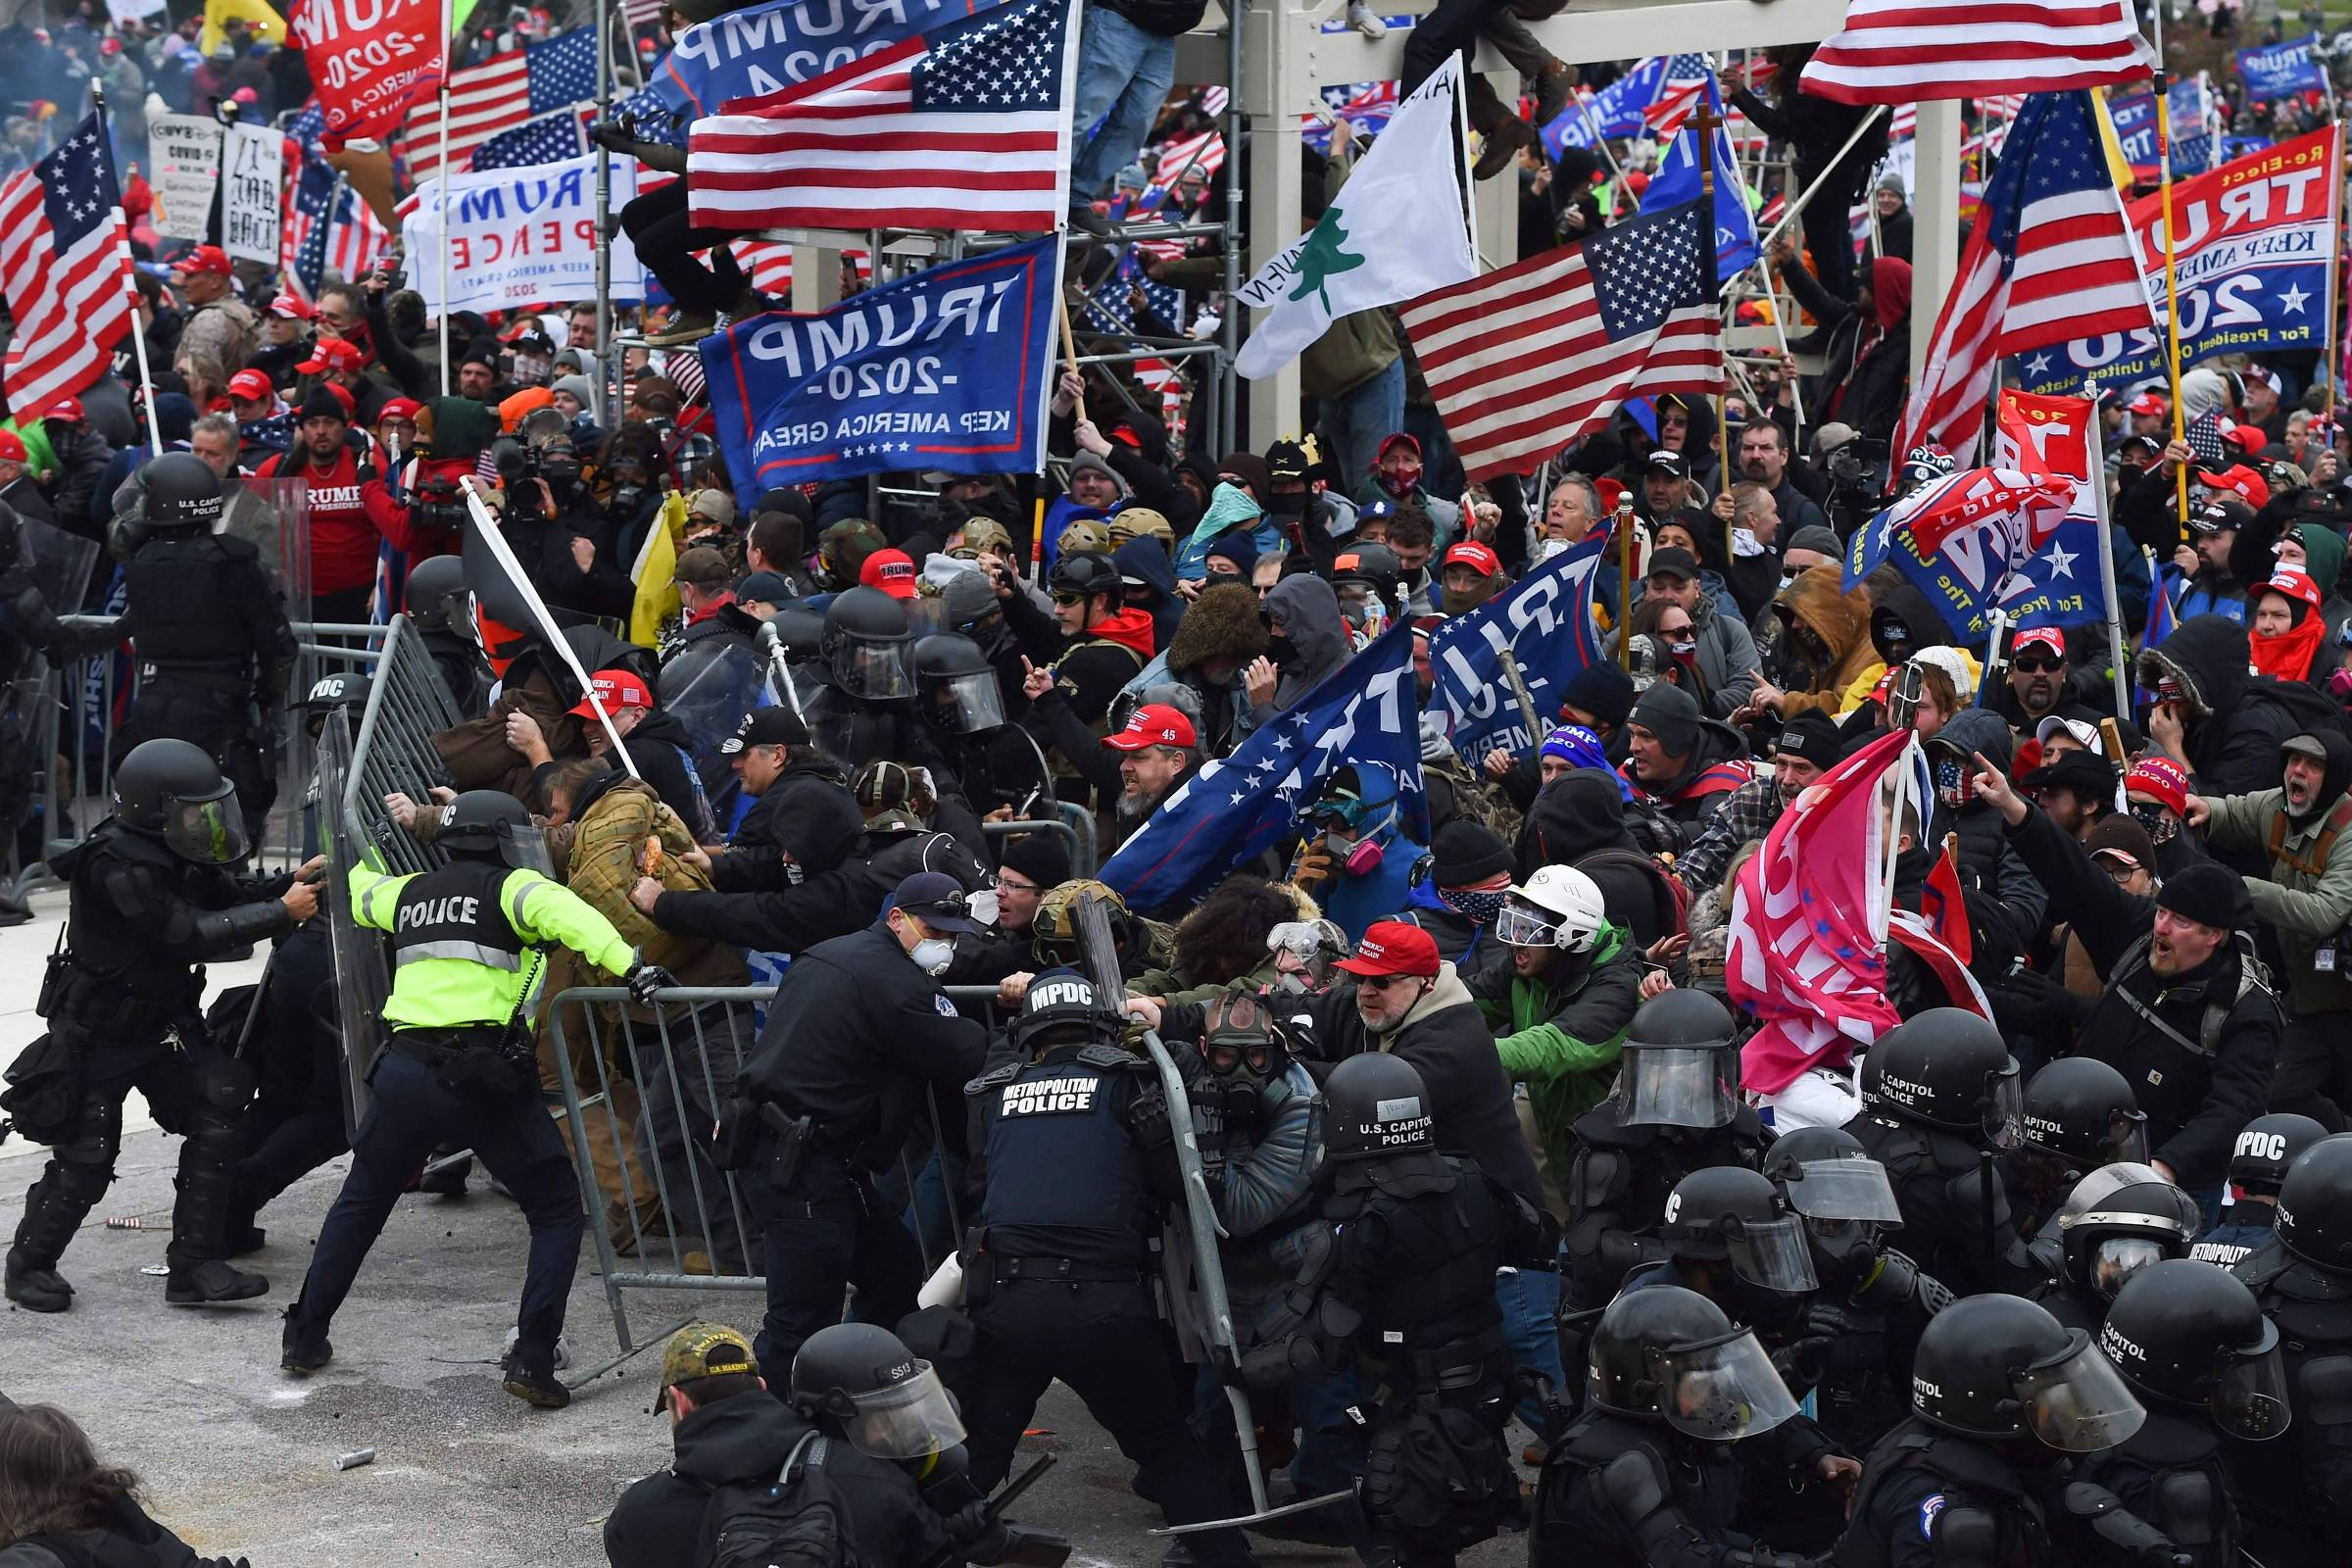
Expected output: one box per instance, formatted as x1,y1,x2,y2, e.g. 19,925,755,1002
318,709,391,1137
656,633,762,808
224,476,320,870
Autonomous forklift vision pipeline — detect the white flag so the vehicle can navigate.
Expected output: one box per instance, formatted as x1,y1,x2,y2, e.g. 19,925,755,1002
1233,56,1474,380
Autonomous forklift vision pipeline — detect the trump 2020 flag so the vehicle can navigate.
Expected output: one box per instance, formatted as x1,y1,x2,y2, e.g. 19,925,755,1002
698,235,1058,507
1841,464,2075,640
1990,388,2106,631
1233,54,1473,380
1430,527,1608,766
1101,617,1427,910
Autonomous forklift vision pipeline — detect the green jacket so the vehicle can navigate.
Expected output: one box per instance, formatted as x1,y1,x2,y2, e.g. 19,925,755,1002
351,860,635,1030
1470,923,1643,1180
2203,786,2352,1013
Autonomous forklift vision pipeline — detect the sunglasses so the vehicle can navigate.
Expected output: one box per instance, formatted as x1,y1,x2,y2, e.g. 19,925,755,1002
1354,972,1420,991
1051,590,1087,607
2011,656,2064,673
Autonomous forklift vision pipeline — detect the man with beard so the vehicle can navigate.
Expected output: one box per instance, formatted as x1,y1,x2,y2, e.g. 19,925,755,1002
1619,683,1753,849
1734,420,1829,537
1678,710,1839,897
1993,627,2101,736
1015,698,1203,858
1740,564,1875,722
253,388,383,625
1439,540,1507,616
2189,730,2352,1130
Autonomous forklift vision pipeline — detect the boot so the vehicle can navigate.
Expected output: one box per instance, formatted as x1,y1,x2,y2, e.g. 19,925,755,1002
642,312,717,347
281,1305,332,1375
10,1175,92,1311
415,1148,471,1197
1533,62,1577,129
4,1247,73,1312
226,1224,268,1257
501,1348,570,1409
167,1116,270,1304
167,1257,269,1304
1474,116,1538,181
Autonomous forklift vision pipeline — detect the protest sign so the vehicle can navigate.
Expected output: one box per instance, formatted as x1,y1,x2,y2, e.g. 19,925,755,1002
150,115,222,241
402,155,645,315
221,122,283,267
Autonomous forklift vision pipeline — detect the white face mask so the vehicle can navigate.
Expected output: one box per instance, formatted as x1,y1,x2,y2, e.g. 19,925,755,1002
910,938,956,975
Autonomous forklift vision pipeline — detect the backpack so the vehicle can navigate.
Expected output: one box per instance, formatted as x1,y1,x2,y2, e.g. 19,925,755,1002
703,1430,869,1568
1574,846,1690,940
1423,751,1524,847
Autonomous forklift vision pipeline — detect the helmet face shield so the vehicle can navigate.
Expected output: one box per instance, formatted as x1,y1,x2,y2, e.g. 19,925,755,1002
1726,1216,1821,1294
840,1362,967,1458
1494,898,1561,949
925,669,1004,733
832,637,912,700
1781,1158,1903,1224
2018,1336,2147,1452
1657,1328,1800,1441
163,792,248,864
1983,1063,2025,1150
2088,1236,2170,1299
2211,1334,2293,1442
1619,1045,1740,1129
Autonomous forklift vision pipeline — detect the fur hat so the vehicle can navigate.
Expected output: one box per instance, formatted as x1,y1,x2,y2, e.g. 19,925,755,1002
1166,581,1268,674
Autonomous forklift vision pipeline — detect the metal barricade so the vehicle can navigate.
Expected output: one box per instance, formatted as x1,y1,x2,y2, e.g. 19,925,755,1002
339,614,463,877
981,815,1092,881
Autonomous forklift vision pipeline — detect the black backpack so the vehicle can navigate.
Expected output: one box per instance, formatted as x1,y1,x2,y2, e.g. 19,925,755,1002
703,1429,869,1568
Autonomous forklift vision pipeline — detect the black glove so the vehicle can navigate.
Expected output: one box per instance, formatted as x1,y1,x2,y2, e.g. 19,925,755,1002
588,120,638,155
625,962,678,1008
945,1499,1009,1562
1991,966,2093,1033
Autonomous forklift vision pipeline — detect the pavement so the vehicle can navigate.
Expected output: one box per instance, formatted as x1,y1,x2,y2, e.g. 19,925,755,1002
0,885,1525,1567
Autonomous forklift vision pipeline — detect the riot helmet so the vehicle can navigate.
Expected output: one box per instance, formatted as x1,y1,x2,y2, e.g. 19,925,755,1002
1587,1285,1798,1441
1658,1166,1819,1292
1614,989,1740,1129
1910,1294,2145,1451
790,1323,966,1459
2102,1259,2291,1442
2229,1112,2330,1199
1006,967,1114,1055
1047,550,1122,614
2275,1134,2352,1275
297,670,373,740
911,633,1005,735
2021,1057,2147,1174
1858,1007,2022,1148
1029,879,1134,971
140,451,225,535
436,790,537,867
820,586,914,701
1763,1125,1900,1289
1494,865,1607,955
1330,541,1403,618
772,604,827,660
402,552,472,635
114,738,246,864
1322,1052,1436,1162
2055,1165,2199,1299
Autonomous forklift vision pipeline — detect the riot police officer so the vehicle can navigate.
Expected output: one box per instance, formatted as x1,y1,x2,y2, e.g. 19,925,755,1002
2079,1259,2290,1568
1561,990,1767,1419
1242,1052,1548,1568
911,630,1027,816
1533,1286,1823,1568
1835,1294,2148,1568
401,551,491,717
957,969,1251,1564
2031,1165,2201,1333
2012,1057,2147,1239
1843,1008,2022,1298
2,740,318,1311
801,587,984,843
281,789,669,1407
2189,1112,2327,1268
1628,1166,1820,1326
2229,1134,2352,1565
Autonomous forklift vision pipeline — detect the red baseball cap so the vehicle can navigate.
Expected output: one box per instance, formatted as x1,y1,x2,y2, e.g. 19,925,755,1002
226,368,273,401
860,548,918,600
172,244,233,277
2125,756,2189,817
568,667,654,717
296,337,366,374
2010,628,2066,660
1443,541,1501,575
268,292,315,320
1104,703,1197,752
2222,421,2267,455
1334,920,1442,979
2128,392,2168,417
41,396,83,422
2200,464,2271,509
0,430,25,464
2263,565,2322,612
1375,431,1422,464
378,397,422,423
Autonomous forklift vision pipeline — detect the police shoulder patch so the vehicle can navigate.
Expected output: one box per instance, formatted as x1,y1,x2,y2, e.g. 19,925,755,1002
935,993,959,1017
1920,1494,1945,1540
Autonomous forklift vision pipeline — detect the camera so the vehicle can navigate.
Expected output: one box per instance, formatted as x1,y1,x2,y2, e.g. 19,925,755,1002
412,470,470,534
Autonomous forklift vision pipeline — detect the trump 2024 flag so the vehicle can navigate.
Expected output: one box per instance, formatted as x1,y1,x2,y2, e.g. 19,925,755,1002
1233,54,1474,380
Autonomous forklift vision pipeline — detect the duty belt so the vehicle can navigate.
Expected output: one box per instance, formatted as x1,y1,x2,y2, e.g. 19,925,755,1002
991,1255,1142,1284
136,660,250,691
388,1025,503,1062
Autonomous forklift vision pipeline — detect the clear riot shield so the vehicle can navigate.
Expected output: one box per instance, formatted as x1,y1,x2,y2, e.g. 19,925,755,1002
226,476,320,869
2,517,103,881
658,634,762,809
318,709,391,1137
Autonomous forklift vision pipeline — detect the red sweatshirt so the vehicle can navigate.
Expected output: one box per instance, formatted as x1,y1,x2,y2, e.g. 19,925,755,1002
257,446,381,595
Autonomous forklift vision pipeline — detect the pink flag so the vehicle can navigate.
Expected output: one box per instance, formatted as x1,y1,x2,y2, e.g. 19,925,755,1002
1729,727,1923,1095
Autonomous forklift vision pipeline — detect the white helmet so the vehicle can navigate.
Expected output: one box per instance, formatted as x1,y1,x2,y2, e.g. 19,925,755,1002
1494,865,1606,953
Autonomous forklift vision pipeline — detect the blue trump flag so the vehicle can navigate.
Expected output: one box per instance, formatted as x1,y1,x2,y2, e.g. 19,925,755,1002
1101,617,1428,910
1429,528,1610,766
1842,467,2076,640
700,235,1059,509
2238,34,2326,102
1641,74,1757,282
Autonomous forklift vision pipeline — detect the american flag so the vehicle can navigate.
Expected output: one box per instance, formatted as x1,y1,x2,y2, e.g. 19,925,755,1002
1396,197,1724,483
1801,0,2150,105
472,105,591,170
687,0,1076,234
401,26,599,187
2182,408,2230,467
281,144,394,298
1,112,133,416
1152,130,1223,192
1893,91,2152,466
1642,54,1714,138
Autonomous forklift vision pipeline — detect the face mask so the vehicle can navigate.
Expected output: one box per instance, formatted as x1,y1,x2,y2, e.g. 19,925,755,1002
910,938,956,975
1265,634,1299,668
1378,463,1422,498
1780,569,1800,592
2131,804,2180,844
1668,637,1697,660
1439,887,1509,925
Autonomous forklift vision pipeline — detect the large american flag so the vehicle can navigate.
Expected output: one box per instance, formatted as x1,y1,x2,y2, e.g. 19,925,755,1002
1893,90,2153,465
1802,0,2150,105
472,106,590,170
1642,54,1714,139
687,0,1076,234
1396,197,1724,483
1,112,133,415
282,154,395,297
400,26,598,187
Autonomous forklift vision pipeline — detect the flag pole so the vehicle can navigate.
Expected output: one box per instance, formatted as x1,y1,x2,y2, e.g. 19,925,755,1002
1615,494,1636,666
2082,378,2134,724
1689,94,1733,562
593,0,612,428
436,0,456,397
90,82,164,454
1055,292,1088,424
2153,70,2188,546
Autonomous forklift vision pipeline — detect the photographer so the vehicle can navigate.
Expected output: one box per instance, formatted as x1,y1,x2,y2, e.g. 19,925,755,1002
491,418,635,622
365,395,501,564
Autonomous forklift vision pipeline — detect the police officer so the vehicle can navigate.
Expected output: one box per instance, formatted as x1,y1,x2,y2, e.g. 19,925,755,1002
3,740,318,1312
728,870,988,1371
2079,1259,2291,1568
1834,1293,2149,1568
1533,1286,1823,1568
280,789,668,1407
2189,1112,2327,1267
400,551,491,717
957,969,1251,1564
1561,990,1767,1418
1843,1008,2022,1298
2012,1057,2147,1239
1242,1052,1547,1568
2029,1165,2201,1333
2228,1134,2352,1566
1627,1166,1821,1331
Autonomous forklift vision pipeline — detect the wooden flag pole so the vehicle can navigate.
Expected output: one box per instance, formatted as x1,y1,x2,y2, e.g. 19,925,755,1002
2154,72,2189,545
1055,290,1088,426
1689,91,1734,564
1616,495,1636,668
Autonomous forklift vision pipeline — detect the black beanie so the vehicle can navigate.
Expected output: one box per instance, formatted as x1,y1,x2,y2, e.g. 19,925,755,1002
298,386,348,424
998,832,1071,891
1430,818,1512,887
1775,709,1841,772
1559,661,1637,728
2156,862,2252,934
1629,682,1703,759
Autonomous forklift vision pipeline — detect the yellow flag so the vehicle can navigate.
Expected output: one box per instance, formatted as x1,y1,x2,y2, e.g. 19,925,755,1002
2087,87,2135,194
628,492,687,648
201,0,287,56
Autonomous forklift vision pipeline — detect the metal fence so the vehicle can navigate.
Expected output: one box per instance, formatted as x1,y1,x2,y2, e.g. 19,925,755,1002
338,614,464,877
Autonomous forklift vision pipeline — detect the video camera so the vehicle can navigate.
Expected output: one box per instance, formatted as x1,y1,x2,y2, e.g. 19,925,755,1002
1824,435,1890,533
411,469,471,535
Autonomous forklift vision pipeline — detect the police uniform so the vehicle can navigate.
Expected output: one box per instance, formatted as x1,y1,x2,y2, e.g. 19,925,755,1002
2191,1200,2278,1269
281,847,637,1389
1836,1418,2060,1568
2068,1409,2238,1568
1845,1111,2014,1298
2229,1236,2352,1567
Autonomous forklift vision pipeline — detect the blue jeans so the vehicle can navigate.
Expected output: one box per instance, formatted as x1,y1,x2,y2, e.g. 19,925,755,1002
1316,355,1406,501
1496,1264,1565,1440
1069,9,1177,203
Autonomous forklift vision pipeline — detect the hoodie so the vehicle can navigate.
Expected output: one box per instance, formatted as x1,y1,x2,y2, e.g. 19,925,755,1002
1260,573,1350,717
1114,535,1184,651
1515,772,1675,948
2137,613,2320,803
2201,726,2352,1014
1764,564,1878,716
1079,604,1158,661
1175,480,1284,581
1836,575,1947,711
1929,707,2047,947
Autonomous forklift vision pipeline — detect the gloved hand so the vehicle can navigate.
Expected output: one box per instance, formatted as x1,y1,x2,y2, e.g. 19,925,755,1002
588,120,638,154
625,962,678,1008
1290,837,1338,894
1993,966,2094,1029
944,1499,1009,1562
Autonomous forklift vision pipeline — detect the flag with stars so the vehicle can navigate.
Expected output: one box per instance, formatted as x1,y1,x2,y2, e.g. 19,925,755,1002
687,0,1080,234
1639,71,1759,282
1989,388,2109,632
1,111,134,416
1893,90,2154,466
1101,615,1427,912
472,105,591,171
1841,462,2077,640
399,25,598,188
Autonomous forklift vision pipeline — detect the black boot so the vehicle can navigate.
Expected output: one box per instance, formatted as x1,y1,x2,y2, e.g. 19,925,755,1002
501,1347,570,1409
8,1176,92,1312
167,1114,269,1305
281,1304,332,1374
415,1147,472,1197
4,1247,72,1312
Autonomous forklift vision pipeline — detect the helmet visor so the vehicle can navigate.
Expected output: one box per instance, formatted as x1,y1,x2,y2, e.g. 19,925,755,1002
1780,1158,1903,1224
1726,1215,1821,1293
1657,1328,1800,1441
1619,1045,1741,1129
925,668,1004,733
2089,1236,2171,1299
2212,1337,2293,1442
163,793,249,864
2017,1336,2147,1452
2104,1112,2150,1167
1983,1064,2025,1150
832,637,912,700
1494,898,1561,948
841,1363,967,1459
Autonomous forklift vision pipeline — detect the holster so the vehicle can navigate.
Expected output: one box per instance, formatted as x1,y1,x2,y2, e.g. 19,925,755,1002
34,932,69,1020
766,1106,813,1191
959,1225,995,1308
